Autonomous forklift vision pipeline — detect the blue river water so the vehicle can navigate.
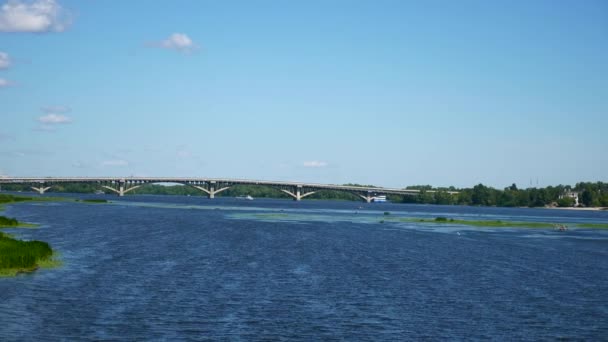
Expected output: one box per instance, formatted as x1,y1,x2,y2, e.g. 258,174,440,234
1,194,608,340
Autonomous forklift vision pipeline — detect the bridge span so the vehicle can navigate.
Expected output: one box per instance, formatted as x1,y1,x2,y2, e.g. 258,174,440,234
0,177,457,202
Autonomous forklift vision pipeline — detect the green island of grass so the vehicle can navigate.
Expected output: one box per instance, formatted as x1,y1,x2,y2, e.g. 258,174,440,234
76,199,108,203
575,223,608,229
0,215,37,228
0,231,60,277
395,216,608,229
0,194,72,213
0,194,62,276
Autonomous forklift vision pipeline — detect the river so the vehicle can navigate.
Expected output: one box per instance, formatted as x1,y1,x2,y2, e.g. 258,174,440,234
1,194,607,340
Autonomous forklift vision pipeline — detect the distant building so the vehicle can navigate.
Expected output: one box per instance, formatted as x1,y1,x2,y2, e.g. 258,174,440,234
559,191,579,206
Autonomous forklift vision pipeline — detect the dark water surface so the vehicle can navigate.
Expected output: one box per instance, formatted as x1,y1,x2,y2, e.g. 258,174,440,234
1,195,608,340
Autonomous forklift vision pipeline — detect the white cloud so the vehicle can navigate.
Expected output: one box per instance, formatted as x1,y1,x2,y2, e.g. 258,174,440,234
0,78,11,87
38,113,71,124
101,159,129,167
158,33,196,52
0,0,71,33
177,150,191,158
303,161,328,168
0,52,10,69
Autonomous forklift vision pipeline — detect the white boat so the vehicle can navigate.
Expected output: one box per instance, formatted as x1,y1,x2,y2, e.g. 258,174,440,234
372,195,387,203
236,195,254,200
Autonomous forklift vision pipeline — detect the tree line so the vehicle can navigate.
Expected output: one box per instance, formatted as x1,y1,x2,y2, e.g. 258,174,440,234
394,182,608,207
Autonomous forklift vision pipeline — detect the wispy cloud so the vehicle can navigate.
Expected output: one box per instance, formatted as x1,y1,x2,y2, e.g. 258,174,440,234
303,161,328,168
72,160,89,168
34,106,72,131
177,150,191,158
0,132,15,141
101,159,129,167
32,125,56,132
176,145,195,159
38,113,71,124
0,148,48,157
0,51,10,69
0,0,71,33
0,78,12,88
153,33,197,53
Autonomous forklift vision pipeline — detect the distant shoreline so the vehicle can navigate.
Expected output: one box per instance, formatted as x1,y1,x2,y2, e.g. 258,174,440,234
543,206,608,211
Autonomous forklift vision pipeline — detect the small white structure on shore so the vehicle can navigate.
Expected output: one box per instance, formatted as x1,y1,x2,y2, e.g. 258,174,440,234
559,191,579,206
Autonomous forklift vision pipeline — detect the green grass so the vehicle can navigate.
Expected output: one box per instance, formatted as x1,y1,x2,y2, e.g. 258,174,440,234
0,215,38,229
76,199,108,203
0,194,71,203
0,232,58,276
399,217,608,229
398,217,556,228
576,223,608,229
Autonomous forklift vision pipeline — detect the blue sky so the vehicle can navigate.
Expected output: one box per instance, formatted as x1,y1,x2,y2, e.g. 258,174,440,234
0,0,606,188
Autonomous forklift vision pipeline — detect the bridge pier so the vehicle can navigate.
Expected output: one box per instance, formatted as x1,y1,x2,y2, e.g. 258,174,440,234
191,181,230,199
359,195,374,203
31,186,51,195
280,185,316,201
102,180,142,196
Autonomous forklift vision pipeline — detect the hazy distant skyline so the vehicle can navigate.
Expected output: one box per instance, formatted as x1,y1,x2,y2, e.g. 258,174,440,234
1,0,607,188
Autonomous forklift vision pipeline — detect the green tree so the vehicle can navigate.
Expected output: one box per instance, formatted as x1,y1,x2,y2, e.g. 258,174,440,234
557,197,575,207
471,184,492,206
581,189,595,207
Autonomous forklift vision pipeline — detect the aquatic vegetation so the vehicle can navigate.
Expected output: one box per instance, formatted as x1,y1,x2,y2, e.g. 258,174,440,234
0,194,34,204
402,217,556,228
253,213,290,219
78,199,108,203
0,216,37,228
0,232,58,276
0,194,71,210
0,216,19,226
576,223,608,229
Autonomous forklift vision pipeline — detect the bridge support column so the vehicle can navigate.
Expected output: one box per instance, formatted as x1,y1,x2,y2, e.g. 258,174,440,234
191,182,230,199
280,186,316,201
31,186,51,195
102,181,141,196
358,192,375,203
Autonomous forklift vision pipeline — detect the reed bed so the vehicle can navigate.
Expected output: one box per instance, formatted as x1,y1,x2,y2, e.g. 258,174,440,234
0,232,53,271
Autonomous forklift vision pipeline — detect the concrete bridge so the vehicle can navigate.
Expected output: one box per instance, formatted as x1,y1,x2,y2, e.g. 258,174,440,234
0,177,457,202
